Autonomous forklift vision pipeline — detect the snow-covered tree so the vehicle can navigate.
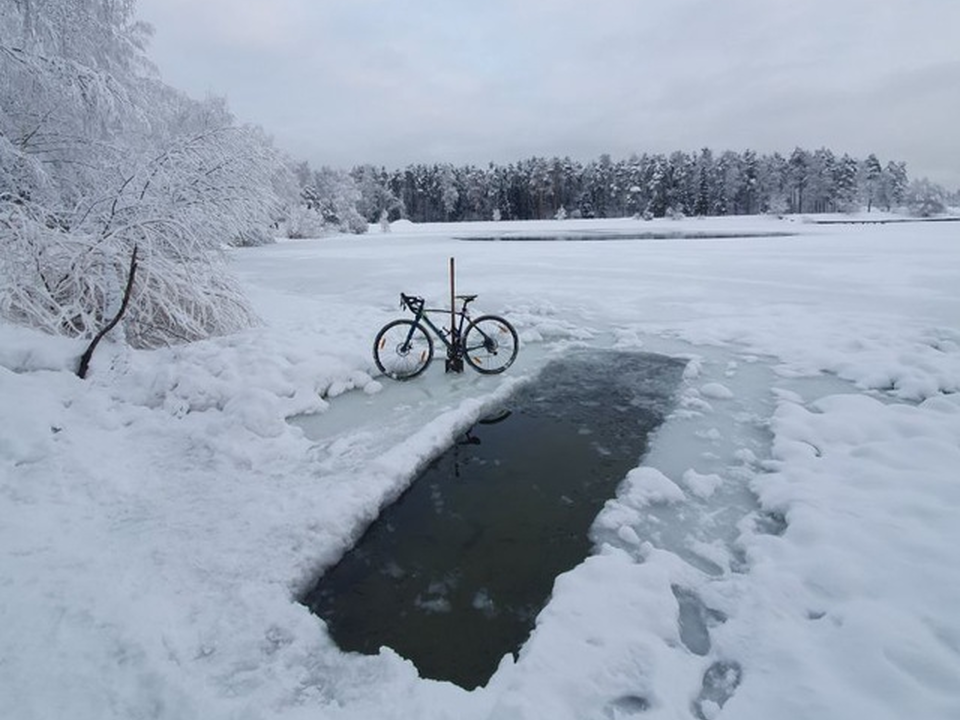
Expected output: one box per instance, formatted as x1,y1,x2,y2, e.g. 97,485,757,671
310,166,367,234
439,163,460,221
882,161,908,211
944,187,960,211
646,155,669,217
737,149,760,215
807,148,837,213
1,0,288,352
860,154,884,212
833,154,860,212
2,112,284,347
718,150,745,215
788,147,810,213
352,164,402,223
903,178,946,217
694,148,715,216
670,151,696,215
758,151,788,214
460,165,488,221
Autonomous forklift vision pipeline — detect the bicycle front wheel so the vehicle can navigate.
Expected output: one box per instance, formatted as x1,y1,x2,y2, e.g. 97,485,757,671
373,320,434,380
463,315,519,374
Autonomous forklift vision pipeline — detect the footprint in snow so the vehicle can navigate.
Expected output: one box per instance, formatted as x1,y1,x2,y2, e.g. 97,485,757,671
604,694,650,717
692,660,743,719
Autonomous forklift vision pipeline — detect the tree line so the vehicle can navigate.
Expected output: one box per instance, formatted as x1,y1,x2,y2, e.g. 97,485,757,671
333,149,914,225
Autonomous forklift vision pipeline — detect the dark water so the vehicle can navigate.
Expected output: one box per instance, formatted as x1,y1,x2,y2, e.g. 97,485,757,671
302,351,686,689
459,231,795,242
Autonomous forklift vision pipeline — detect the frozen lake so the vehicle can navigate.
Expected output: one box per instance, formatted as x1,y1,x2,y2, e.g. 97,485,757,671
4,215,960,720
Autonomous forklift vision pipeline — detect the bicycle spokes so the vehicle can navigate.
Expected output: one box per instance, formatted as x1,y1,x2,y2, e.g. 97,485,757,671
373,319,434,380
462,315,518,374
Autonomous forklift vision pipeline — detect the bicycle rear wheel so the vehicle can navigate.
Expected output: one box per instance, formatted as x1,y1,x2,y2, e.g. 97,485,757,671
373,320,434,380
462,315,519,374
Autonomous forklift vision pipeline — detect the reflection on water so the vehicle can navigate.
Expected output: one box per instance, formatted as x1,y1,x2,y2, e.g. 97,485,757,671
301,351,686,689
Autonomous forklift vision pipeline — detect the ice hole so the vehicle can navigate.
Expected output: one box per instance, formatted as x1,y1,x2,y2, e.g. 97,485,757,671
301,350,686,689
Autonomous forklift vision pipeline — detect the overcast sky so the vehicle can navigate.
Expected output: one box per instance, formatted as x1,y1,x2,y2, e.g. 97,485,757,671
136,0,960,188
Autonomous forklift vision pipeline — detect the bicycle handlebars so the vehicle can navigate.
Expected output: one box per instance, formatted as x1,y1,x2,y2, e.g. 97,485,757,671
400,292,477,310
399,293,424,310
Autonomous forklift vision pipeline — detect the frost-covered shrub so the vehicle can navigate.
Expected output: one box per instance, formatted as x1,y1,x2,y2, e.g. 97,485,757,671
341,208,369,235
2,198,259,349
297,167,368,235
0,122,281,348
0,1,287,349
234,227,276,247
283,205,329,239
904,178,947,218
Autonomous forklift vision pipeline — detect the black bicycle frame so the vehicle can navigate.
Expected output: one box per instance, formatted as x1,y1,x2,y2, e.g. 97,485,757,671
400,293,469,371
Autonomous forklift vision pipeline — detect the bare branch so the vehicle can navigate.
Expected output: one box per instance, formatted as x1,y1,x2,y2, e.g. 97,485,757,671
76,245,138,379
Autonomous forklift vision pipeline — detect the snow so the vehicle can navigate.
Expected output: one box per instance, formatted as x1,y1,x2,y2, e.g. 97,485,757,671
3,215,960,719
681,469,724,499
618,467,687,506
700,382,734,400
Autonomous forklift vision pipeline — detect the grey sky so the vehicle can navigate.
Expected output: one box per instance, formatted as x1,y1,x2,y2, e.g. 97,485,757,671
137,0,960,188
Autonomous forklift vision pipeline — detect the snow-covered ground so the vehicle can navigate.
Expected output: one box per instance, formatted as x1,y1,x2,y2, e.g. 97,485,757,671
2,215,959,719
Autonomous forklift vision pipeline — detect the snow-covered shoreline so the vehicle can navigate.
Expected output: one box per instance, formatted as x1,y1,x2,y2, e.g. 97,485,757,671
2,216,959,719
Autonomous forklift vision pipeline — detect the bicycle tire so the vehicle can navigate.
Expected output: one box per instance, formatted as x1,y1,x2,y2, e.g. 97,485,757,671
462,315,519,374
373,320,434,380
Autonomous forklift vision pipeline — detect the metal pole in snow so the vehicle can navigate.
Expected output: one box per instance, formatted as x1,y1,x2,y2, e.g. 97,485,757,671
446,257,463,373
450,257,456,341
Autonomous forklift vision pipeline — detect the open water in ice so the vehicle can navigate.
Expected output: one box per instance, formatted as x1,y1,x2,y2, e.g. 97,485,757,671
459,231,795,242
302,350,686,689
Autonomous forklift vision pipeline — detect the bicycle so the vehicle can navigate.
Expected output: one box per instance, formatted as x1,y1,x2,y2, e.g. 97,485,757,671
373,292,519,380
